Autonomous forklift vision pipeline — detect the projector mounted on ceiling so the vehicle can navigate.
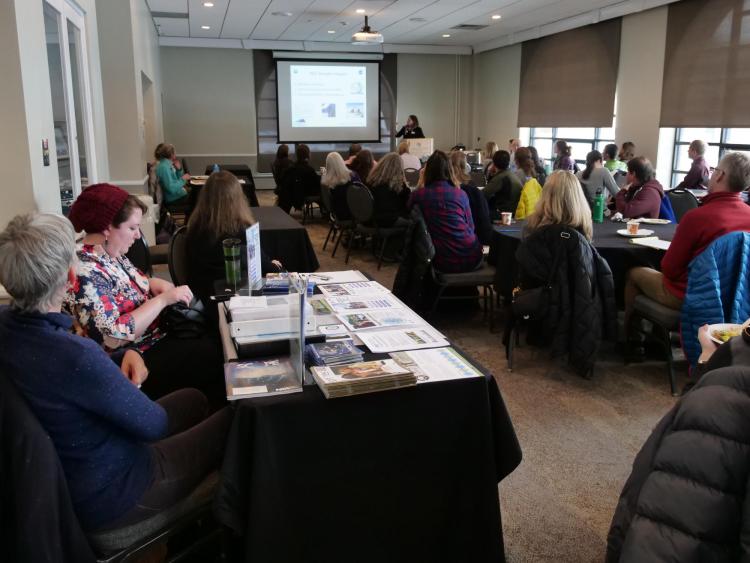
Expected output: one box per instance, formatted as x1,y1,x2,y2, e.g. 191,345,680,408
352,16,383,45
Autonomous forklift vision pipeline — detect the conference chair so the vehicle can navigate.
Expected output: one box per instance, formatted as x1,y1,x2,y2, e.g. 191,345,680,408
125,231,168,277
666,189,699,222
470,170,486,188
168,226,189,287
404,168,420,188
320,184,354,254
0,372,223,563
345,182,408,270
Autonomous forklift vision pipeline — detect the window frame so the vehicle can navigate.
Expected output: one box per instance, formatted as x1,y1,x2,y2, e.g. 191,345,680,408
671,127,750,187
529,127,616,167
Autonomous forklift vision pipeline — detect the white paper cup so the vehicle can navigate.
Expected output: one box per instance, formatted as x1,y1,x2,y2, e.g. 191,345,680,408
627,220,639,235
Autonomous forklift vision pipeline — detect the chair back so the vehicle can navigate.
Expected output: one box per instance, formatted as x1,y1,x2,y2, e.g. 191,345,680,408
470,171,485,188
168,226,189,286
666,189,699,222
613,170,628,188
147,161,163,206
346,182,374,224
404,168,420,188
320,184,333,219
125,230,153,276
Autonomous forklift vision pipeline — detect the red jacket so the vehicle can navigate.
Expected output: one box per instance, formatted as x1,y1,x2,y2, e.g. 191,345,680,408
615,179,664,218
661,191,750,299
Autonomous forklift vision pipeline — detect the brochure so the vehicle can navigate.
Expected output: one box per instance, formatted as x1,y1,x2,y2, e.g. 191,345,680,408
336,309,423,332
357,327,449,353
318,281,391,298
224,357,302,399
325,295,404,313
308,270,368,284
390,348,483,384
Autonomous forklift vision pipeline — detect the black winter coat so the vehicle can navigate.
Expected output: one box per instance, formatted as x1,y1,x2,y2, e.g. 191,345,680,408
392,206,435,309
607,364,750,563
515,225,616,375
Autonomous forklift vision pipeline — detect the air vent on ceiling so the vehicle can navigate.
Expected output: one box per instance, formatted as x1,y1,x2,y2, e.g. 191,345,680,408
450,24,488,31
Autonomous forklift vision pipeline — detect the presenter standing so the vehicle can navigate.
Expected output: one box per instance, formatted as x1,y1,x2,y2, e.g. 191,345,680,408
395,115,425,139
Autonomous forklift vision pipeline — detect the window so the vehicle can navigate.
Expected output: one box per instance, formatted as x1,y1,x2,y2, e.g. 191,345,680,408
670,128,750,187
529,127,616,169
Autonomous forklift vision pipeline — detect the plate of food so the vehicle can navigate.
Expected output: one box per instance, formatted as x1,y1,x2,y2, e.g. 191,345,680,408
616,228,654,238
191,175,209,180
707,323,743,345
638,218,672,225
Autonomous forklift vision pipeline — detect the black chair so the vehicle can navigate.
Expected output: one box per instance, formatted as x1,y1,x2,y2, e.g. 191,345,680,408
430,264,496,331
125,230,168,277
404,168,420,188
345,182,408,270
666,189,699,222
302,195,322,225
168,226,189,287
470,170,486,187
320,184,354,254
613,170,628,188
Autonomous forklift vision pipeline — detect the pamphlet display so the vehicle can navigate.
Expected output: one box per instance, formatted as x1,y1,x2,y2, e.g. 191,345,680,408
310,359,416,398
245,223,262,290
356,327,449,353
390,348,483,384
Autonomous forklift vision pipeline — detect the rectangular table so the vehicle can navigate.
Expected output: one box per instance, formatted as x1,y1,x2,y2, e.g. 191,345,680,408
253,207,320,273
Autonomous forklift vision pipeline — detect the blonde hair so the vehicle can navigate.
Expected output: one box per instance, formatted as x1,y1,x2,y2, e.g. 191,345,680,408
484,141,498,160
448,150,470,185
366,153,405,192
398,141,410,155
526,170,593,241
187,171,255,240
689,139,706,156
321,152,351,188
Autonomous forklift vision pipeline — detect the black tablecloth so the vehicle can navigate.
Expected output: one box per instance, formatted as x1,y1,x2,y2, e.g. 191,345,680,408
488,220,677,302
214,357,521,563
251,207,319,273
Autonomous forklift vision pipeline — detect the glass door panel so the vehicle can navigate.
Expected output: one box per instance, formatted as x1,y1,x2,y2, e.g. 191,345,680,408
67,19,89,190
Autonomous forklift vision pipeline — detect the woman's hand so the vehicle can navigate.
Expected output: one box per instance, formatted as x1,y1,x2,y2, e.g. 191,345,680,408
271,260,283,271
160,285,193,306
173,158,182,170
182,173,191,181
697,324,718,364
149,277,174,296
121,350,149,386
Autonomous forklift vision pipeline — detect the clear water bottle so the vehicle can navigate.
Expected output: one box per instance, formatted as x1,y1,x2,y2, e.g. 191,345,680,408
212,163,220,173
593,189,605,223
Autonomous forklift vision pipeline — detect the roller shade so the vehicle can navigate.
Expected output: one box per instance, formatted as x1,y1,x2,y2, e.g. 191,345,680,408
661,0,750,127
517,19,621,127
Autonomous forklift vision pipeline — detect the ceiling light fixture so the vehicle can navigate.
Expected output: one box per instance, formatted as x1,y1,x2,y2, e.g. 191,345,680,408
327,30,336,34
442,33,450,38
491,14,501,20
352,15,383,44
356,9,366,14
271,11,293,17
203,2,214,7
201,25,211,29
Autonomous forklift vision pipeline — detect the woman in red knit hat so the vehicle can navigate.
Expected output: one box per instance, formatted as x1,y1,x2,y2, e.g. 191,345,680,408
64,183,225,402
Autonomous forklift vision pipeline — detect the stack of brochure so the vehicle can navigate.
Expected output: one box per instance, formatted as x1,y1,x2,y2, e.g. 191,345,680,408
263,273,290,294
224,357,302,399
310,359,416,399
306,339,363,366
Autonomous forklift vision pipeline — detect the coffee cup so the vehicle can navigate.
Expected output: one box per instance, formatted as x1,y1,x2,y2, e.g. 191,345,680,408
626,220,640,235
501,212,512,226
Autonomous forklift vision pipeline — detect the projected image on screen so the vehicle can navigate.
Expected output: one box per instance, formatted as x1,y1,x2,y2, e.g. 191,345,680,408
277,60,380,143
290,65,367,128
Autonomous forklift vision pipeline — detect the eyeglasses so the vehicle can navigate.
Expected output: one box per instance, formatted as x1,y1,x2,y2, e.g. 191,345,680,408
710,167,723,174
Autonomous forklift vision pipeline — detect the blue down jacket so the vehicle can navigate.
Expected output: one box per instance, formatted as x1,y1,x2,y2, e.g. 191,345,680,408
681,232,750,367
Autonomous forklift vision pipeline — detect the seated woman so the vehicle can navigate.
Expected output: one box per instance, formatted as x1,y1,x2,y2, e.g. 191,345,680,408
553,140,576,172
576,150,620,207
278,144,320,214
366,152,411,228
154,143,190,208
408,150,482,273
0,212,232,532
483,141,498,171
528,146,547,187
514,147,544,220
186,171,281,321
449,150,492,245
615,157,664,218
271,144,293,195
349,149,375,184
321,152,354,221
63,183,225,402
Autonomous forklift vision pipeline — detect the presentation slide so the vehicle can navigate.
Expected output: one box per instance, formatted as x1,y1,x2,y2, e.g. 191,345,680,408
276,60,380,143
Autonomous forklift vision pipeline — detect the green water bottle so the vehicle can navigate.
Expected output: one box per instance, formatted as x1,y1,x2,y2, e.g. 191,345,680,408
593,189,604,223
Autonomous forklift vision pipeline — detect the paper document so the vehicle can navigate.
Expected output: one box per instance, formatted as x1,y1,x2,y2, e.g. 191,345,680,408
336,309,424,332
357,327,449,353
318,281,390,298
629,237,671,251
308,270,368,284
390,348,483,384
325,295,404,313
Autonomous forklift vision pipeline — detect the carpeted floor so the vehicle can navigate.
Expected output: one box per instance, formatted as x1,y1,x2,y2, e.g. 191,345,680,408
259,194,687,562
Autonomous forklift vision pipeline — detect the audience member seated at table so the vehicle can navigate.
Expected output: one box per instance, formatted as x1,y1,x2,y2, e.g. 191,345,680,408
553,140,576,172
516,170,615,376
614,157,664,219
618,141,635,163
398,141,422,171
0,212,232,533
271,144,293,195
674,139,711,190
508,138,519,169
408,151,482,273
484,150,523,218
344,143,362,166
395,114,424,139
154,143,190,207
577,150,620,207
321,152,354,221
514,148,544,220
449,150,492,245
63,183,225,402
367,152,411,228
603,143,627,173
349,149,375,184
186,171,281,318
528,145,548,187
623,152,750,334
278,144,321,214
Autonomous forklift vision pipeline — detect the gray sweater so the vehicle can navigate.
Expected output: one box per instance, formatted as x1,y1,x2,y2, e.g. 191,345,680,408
576,167,619,206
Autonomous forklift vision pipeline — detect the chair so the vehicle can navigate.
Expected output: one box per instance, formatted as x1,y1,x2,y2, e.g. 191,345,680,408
630,296,681,396
302,195,322,224
345,182,408,270
613,170,628,188
430,264,496,331
168,226,189,287
666,189,699,222
470,170,486,188
0,373,222,563
320,184,354,254
125,231,168,277
404,168,420,188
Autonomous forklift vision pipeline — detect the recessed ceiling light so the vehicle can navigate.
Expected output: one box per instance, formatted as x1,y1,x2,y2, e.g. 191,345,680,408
201,25,211,29
203,2,214,7
327,30,336,34
271,11,293,17
491,14,501,20
356,9,366,14
442,34,450,38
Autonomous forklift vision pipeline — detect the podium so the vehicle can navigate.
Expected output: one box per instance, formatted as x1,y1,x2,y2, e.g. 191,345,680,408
406,137,434,161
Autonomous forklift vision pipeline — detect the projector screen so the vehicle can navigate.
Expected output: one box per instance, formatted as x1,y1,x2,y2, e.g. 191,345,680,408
276,60,381,143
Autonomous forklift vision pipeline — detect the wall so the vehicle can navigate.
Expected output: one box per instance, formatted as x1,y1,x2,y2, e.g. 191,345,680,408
615,6,669,165
161,47,256,162
471,44,522,153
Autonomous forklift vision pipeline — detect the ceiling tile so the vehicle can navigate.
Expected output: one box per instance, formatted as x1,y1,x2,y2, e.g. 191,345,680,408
154,16,190,36
147,0,188,13
187,0,229,37
221,0,273,39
